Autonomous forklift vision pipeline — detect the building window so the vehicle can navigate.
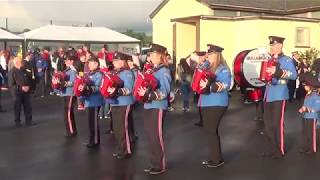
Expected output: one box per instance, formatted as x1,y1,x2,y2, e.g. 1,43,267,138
295,27,310,48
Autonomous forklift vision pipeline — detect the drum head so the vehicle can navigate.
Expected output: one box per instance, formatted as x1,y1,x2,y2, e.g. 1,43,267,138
233,50,250,87
242,49,269,87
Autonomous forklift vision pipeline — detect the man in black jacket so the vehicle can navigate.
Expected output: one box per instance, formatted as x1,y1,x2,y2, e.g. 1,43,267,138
10,57,36,127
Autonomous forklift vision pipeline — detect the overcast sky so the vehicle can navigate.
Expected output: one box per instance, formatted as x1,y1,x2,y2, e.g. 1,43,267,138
0,0,162,33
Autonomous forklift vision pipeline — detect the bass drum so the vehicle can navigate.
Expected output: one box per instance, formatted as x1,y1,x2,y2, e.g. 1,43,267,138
233,48,270,88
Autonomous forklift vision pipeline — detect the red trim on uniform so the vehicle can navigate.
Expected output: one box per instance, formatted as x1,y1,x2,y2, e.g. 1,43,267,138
264,86,269,102
198,94,202,107
313,120,317,153
125,105,132,154
67,97,74,134
280,100,286,155
158,109,165,170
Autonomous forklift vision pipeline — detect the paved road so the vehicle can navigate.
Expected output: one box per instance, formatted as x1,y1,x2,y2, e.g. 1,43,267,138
0,90,319,180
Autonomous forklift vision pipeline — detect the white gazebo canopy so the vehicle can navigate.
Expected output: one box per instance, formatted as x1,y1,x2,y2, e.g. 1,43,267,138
20,25,140,44
0,28,23,41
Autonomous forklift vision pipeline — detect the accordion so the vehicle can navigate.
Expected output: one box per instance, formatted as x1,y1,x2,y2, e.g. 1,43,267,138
191,68,215,94
100,72,124,98
143,63,154,73
259,58,277,82
133,71,158,102
73,75,91,97
51,71,67,91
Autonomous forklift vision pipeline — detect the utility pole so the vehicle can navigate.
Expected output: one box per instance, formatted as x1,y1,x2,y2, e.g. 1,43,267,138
5,17,8,30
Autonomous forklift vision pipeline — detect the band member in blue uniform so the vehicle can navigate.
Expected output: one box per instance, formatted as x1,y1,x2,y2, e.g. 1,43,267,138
262,36,298,158
193,51,210,127
298,70,320,154
79,57,104,148
53,55,78,137
137,43,172,175
198,44,231,168
107,52,135,159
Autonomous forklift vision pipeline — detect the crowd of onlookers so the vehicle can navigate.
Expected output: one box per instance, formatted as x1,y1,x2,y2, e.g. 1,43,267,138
0,45,181,114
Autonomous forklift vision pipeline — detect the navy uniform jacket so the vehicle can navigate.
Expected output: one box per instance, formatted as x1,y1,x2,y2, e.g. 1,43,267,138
110,69,135,106
302,91,320,120
84,71,104,107
198,64,231,107
144,64,172,110
264,54,298,102
60,67,77,97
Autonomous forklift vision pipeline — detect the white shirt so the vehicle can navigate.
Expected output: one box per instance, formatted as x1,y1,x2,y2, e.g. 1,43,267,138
0,55,6,70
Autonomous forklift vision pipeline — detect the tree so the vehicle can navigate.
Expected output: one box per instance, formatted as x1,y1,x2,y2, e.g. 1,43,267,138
23,28,31,32
122,29,152,47
298,48,320,65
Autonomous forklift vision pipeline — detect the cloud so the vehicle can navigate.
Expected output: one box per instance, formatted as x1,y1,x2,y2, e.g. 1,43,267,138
0,0,162,33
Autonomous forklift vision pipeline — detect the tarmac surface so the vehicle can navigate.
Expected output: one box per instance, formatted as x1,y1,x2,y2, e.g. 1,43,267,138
1,90,320,180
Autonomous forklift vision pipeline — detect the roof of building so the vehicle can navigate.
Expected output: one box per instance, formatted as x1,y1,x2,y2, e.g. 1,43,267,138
19,25,140,43
0,28,23,41
150,0,320,18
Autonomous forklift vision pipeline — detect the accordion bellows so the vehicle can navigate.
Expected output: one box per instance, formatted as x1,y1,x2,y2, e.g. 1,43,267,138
133,71,158,102
73,76,91,97
52,71,67,91
100,72,124,98
191,68,215,94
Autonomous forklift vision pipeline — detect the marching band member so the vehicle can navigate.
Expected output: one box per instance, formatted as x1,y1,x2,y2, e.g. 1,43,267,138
262,36,297,158
198,44,231,168
52,55,78,137
79,57,104,148
106,52,135,159
298,70,320,154
137,43,172,175
193,51,210,127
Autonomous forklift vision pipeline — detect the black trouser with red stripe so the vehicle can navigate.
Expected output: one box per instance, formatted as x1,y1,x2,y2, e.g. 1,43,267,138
112,105,133,155
88,107,101,145
301,119,317,153
144,109,166,170
194,93,203,124
201,106,227,163
263,100,286,156
63,96,77,135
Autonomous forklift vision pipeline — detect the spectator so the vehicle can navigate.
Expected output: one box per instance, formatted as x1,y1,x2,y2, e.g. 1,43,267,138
10,57,36,127
177,57,194,112
34,49,48,97
296,58,311,99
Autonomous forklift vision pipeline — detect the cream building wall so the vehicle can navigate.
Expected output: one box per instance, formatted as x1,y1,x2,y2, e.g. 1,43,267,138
152,0,213,56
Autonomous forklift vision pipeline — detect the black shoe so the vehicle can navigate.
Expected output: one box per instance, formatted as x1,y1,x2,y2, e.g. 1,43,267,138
299,149,313,155
271,154,284,159
202,160,211,165
15,123,22,128
144,167,153,173
105,129,114,134
86,143,99,148
261,151,274,158
205,161,225,168
148,168,166,175
112,153,131,159
194,122,203,127
26,122,37,127
253,116,263,121
65,133,77,138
